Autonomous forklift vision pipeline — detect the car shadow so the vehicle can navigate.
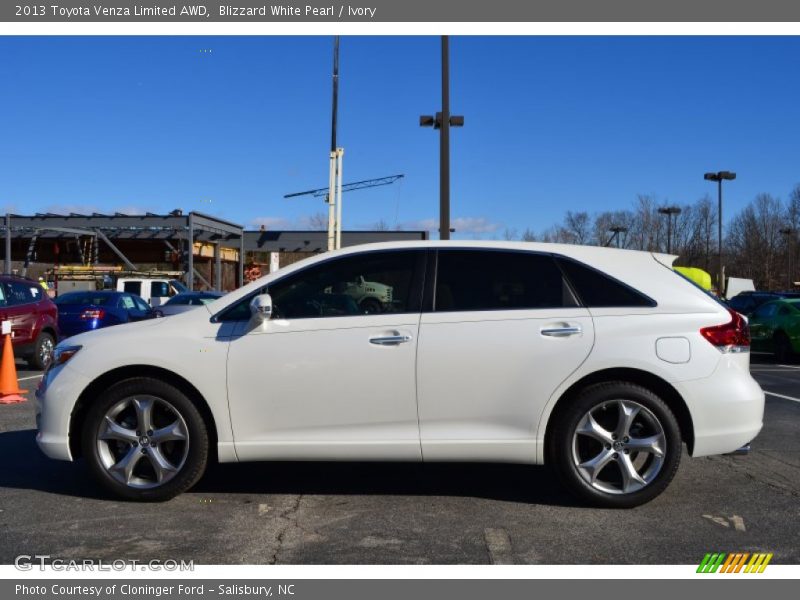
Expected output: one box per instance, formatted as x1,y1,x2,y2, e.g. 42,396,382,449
0,428,581,507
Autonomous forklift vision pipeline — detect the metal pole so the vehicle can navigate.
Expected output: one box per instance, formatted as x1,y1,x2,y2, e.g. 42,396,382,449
718,179,723,295
336,148,344,249
327,152,336,251
440,35,451,241
331,36,339,154
667,212,672,254
239,234,245,288
187,213,194,291
214,242,221,291
4,214,11,275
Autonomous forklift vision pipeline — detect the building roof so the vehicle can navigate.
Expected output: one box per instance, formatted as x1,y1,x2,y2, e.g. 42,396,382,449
243,230,428,253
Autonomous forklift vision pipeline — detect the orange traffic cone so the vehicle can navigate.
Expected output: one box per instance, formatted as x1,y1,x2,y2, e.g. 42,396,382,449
0,333,28,404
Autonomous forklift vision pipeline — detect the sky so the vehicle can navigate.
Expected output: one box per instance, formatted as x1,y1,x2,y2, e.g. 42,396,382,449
1,36,799,238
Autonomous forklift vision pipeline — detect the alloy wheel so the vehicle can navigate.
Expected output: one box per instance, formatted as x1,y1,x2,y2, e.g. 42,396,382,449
571,399,666,495
96,395,190,489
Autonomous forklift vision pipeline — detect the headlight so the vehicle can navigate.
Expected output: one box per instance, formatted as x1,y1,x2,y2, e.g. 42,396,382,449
52,345,82,367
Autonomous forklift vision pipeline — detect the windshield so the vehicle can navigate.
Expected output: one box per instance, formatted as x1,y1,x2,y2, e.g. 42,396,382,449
170,279,188,293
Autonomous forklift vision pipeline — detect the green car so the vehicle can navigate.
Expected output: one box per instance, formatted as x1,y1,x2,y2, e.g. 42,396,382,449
748,298,800,362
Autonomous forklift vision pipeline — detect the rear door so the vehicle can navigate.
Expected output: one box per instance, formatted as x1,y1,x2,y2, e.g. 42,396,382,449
416,249,594,463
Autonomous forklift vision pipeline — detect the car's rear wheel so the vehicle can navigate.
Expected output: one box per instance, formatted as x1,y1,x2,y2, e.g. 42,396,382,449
81,378,208,501
359,298,383,314
548,382,681,508
28,331,55,371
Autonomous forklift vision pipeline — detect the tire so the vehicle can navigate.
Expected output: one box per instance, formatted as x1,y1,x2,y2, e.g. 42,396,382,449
774,332,793,363
81,377,209,501
359,298,383,314
28,331,55,371
547,382,682,508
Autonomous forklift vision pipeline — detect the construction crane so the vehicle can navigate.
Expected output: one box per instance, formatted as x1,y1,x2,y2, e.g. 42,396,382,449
284,174,405,249
284,174,404,199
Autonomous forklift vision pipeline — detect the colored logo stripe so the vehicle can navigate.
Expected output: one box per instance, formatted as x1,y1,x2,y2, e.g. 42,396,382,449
697,552,772,573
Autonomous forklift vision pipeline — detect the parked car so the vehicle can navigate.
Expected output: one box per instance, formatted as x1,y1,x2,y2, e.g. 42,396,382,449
748,298,800,362
159,291,225,316
727,291,792,317
116,278,187,307
0,275,58,370
54,291,159,338
36,242,764,507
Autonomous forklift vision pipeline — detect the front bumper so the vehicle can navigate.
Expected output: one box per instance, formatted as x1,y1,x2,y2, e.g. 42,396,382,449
35,363,91,462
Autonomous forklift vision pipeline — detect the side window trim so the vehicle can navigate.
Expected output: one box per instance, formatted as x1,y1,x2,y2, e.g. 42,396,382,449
211,248,427,323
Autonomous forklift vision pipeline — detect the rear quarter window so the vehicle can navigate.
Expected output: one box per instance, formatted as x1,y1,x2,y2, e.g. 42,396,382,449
556,257,655,308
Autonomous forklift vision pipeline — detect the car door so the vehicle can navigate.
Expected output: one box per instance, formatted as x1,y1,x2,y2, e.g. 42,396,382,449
150,280,171,307
0,280,39,346
416,249,595,463
225,249,426,461
128,294,156,321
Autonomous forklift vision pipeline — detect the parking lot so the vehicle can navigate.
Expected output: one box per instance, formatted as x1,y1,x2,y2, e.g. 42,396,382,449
0,354,798,565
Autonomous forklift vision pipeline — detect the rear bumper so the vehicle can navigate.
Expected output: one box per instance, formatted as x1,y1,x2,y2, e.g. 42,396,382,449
675,357,764,457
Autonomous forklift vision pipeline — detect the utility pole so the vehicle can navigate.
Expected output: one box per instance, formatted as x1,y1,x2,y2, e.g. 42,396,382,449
780,227,795,290
328,36,344,250
420,36,464,240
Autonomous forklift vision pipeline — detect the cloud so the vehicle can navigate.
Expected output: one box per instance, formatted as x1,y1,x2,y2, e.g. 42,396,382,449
401,216,502,236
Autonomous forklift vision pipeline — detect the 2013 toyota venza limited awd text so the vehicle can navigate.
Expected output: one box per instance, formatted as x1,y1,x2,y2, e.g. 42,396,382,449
35,242,764,507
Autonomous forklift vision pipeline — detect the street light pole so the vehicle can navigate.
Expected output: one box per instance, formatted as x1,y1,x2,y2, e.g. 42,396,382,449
704,171,736,296
780,227,795,290
657,206,682,255
420,36,464,240
606,226,628,248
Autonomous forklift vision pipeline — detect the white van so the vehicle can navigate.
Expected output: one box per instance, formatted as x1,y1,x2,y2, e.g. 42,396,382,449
116,278,187,307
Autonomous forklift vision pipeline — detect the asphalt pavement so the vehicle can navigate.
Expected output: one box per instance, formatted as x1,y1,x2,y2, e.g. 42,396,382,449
0,356,798,565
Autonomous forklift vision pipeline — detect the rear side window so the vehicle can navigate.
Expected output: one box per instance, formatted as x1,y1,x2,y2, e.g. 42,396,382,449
434,250,577,312
557,257,655,308
3,281,36,306
123,281,142,295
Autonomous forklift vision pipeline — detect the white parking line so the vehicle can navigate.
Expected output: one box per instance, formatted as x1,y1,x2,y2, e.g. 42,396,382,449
17,374,43,382
764,391,800,403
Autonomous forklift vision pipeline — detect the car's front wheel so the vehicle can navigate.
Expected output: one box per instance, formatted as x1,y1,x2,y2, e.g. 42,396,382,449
548,382,682,508
774,331,794,363
81,378,208,501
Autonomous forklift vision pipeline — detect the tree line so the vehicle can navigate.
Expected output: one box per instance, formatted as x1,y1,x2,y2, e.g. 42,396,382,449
500,185,800,292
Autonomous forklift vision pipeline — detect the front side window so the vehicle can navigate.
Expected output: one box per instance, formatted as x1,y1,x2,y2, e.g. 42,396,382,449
434,250,577,312
151,281,170,298
217,250,423,322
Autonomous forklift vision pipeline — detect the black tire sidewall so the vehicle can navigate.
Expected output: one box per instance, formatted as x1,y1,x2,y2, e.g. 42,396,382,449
550,382,682,508
81,377,209,502
30,331,55,371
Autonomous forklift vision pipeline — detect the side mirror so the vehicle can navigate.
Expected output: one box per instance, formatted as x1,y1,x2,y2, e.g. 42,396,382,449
249,294,273,322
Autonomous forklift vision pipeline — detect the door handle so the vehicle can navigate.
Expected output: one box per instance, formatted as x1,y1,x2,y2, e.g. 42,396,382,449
541,325,582,337
369,334,413,346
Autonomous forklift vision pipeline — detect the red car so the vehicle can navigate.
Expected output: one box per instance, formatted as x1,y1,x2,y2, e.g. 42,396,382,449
0,275,59,370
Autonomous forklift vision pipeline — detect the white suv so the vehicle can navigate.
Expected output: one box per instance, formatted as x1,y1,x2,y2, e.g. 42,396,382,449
35,242,763,507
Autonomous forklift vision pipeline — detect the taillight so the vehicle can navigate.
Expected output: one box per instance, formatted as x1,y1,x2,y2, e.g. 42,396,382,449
80,308,105,320
700,308,750,352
